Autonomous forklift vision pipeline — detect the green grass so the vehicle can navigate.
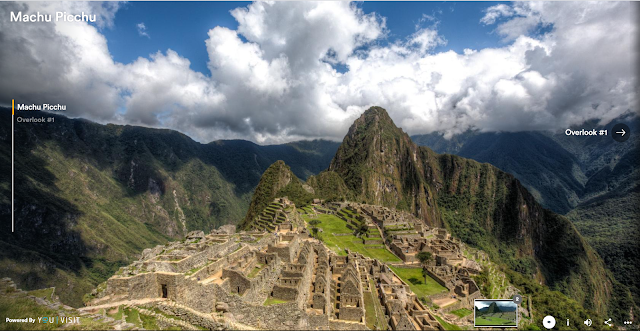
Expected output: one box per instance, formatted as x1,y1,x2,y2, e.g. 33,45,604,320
367,279,389,330
139,312,159,329
363,291,377,329
304,214,400,262
27,288,54,300
247,263,265,278
263,297,288,306
389,266,447,298
435,315,463,330
0,296,60,330
107,306,124,320
475,314,516,326
124,307,141,326
0,291,114,330
450,308,473,318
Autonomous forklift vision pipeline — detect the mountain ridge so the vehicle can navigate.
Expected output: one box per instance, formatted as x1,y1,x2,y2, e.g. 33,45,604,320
245,106,627,318
0,110,339,306
411,116,640,308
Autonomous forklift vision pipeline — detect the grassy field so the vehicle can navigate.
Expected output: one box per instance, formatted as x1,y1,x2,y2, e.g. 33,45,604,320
263,297,288,306
450,308,473,318
435,315,463,330
475,313,516,326
475,316,516,326
389,266,447,298
304,214,400,262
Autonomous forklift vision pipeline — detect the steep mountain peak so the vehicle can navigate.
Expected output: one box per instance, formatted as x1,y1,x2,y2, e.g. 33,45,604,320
361,105,393,122
328,106,441,224
322,106,621,317
240,160,316,230
345,106,406,142
486,302,502,314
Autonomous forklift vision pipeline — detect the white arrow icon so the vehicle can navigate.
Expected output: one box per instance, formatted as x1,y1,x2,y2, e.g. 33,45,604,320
616,129,626,136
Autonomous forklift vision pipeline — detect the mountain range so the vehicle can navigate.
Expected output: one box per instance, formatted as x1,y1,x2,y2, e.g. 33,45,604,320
476,301,517,314
242,106,633,321
0,106,635,323
0,109,338,306
412,115,640,308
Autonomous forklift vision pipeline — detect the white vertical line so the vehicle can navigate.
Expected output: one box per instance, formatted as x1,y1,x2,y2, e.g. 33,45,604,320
12,102,14,232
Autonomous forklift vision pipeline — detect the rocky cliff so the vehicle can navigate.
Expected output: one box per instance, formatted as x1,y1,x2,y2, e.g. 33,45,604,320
326,106,619,315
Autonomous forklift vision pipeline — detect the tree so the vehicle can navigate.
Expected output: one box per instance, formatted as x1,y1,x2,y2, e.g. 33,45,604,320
357,223,369,236
309,219,320,239
417,251,433,265
416,251,433,283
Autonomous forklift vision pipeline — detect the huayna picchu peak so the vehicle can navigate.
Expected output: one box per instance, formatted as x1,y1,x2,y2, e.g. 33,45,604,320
245,106,630,320
1,106,634,330
3,3,635,329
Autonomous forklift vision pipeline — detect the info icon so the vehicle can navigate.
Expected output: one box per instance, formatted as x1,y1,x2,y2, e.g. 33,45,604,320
543,315,556,330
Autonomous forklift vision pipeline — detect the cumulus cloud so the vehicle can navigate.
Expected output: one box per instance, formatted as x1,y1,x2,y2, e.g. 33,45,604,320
0,1,636,144
137,22,149,38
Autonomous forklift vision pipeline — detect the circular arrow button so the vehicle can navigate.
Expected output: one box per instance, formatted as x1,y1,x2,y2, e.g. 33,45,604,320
612,123,630,142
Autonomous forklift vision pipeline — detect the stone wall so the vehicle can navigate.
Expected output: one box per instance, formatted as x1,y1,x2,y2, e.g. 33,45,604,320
272,284,299,301
222,269,251,295
104,272,159,300
339,306,364,322
329,320,370,330
267,235,301,263
213,286,310,330
145,239,237,274
425,268,449,289
307,314,330,330
173,277,218,313
191,243,246,281
157,273,181,300
243,255,282,305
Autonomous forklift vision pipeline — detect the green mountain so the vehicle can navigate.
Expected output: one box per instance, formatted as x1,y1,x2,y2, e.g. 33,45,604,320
412,116,640,308
0,110,338,306
485,302,502,314
325,107,627,318
239,160,313,229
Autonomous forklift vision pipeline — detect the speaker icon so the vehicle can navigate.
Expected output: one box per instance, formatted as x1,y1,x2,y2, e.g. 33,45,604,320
584,319,593,326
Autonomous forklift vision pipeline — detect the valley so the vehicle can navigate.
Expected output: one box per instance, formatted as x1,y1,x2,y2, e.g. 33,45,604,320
412,116,640,309
1,106,635,330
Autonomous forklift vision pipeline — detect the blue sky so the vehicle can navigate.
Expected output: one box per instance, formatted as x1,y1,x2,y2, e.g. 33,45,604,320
102,1,508,75
4,1,633,143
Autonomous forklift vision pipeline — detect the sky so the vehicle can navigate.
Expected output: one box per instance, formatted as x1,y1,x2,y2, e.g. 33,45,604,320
1,1,637,144
475,300,517,310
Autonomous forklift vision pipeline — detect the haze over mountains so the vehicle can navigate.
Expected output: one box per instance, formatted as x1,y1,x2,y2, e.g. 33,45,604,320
0,107,636,323
412,115,640,308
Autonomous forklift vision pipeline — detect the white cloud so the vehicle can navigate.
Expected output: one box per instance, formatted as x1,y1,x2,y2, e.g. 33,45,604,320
480,4,514,25
137,22,150,38
0,1,636,144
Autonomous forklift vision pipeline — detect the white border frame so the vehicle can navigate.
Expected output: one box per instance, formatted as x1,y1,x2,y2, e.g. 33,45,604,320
473,299,519,328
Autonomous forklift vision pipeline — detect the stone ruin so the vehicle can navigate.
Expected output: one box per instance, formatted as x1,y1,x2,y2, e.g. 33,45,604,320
87,199,495,330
